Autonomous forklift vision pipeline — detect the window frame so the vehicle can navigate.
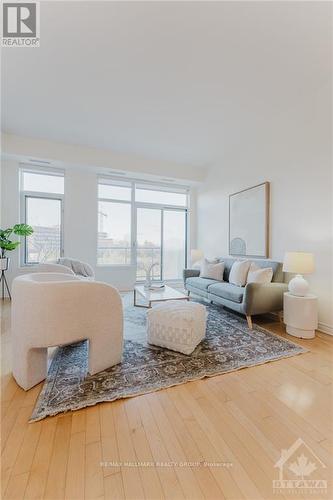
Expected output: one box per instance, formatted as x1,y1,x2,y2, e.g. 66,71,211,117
97,176,189,281
135,183,188,207
97,197,132,267
19,166,65,266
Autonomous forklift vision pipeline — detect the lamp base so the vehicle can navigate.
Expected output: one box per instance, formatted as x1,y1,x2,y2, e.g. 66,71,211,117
288,274,309,297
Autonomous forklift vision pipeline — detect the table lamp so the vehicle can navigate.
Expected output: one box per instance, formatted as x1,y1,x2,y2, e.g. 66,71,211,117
283,252,314,296
190,249,204,266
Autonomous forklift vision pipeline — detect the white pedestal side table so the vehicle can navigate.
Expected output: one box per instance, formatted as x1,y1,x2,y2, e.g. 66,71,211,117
283,292,318,339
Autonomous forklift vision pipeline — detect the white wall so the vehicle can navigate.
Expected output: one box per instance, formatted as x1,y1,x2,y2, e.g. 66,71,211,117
196,82,333,334
2,133,207,183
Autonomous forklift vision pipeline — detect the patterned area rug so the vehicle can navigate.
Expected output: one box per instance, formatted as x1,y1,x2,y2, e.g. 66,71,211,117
30,299,307,421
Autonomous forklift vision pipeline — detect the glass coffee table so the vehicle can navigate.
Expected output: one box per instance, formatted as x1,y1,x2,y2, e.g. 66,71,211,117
134,285,190,308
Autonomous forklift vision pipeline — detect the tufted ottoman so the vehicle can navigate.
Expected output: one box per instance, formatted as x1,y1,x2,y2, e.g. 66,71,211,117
147,300,207,355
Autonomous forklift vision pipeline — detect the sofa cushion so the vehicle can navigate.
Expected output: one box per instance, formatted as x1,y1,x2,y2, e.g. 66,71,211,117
247,263,273,284
208,282,245,303
217,257,283,283
200,259,225,281
229,260,251,286
186,277,217,291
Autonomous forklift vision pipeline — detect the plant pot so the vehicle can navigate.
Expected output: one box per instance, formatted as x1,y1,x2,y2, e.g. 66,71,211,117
0,257,10,271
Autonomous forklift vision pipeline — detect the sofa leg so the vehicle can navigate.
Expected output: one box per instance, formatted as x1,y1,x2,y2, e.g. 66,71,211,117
246,315,253,330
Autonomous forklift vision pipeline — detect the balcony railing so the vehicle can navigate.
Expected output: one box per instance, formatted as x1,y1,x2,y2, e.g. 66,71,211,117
97,245,185,281
97,246,162,280
97,246,132,265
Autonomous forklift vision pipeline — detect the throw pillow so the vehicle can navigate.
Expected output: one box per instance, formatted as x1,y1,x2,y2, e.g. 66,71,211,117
247,263,273,284
192,257,218,270
228,260,251,287
200,259,225,281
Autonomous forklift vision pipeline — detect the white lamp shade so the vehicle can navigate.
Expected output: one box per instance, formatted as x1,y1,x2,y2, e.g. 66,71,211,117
190,249,204,265
283,252,314,275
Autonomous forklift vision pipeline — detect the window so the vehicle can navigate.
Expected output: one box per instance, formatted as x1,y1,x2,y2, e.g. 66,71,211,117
135,184,187,207
97,177,188,280
136,207,162,280
135,184,188,280
163,210,187,280
20,168,64,264
98,180,131,201
98,179,132,265
22,170,64,194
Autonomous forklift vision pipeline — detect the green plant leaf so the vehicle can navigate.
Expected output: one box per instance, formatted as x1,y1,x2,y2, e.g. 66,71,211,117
13,224,34,236
1,228,13,238
0,241,20,251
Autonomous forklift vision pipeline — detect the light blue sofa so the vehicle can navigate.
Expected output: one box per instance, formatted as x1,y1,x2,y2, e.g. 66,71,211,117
183,257,287,328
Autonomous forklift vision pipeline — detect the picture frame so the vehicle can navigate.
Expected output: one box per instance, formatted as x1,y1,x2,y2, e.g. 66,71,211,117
229,181,270,258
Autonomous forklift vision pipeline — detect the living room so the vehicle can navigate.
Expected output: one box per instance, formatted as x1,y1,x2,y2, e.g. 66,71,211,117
1,1,332,499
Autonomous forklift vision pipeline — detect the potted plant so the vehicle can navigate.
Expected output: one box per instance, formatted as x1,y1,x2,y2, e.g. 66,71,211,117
0,224,34,270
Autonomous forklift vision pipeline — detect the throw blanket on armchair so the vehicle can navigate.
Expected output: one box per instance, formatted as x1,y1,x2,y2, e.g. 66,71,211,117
58,258,94,279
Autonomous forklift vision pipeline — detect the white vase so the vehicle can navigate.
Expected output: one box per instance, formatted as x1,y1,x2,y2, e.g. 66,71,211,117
0,257,9,271
144,272,151,290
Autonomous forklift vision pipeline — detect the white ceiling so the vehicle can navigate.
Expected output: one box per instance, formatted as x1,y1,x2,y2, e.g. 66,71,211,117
1,1,331,167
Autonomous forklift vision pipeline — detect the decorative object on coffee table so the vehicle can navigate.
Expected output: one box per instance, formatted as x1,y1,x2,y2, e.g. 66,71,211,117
134,284,189,308
283,252,315,297
139,261,159,289
284,292,318,339
229,182,270,258
0,223,34,299
147,300,207,354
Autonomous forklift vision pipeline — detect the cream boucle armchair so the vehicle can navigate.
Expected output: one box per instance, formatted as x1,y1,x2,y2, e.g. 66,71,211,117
11,273,123,390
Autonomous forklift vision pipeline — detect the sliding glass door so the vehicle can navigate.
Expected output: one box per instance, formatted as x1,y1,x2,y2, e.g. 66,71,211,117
135,206,186,282
136,207,162,281
163,210,186,280
97,178,188,281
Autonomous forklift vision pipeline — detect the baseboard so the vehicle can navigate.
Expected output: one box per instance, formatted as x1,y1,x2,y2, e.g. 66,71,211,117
318,323,333,336
239,312,333,337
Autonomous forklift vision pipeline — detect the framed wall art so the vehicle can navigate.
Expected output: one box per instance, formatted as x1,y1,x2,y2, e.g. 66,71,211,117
229,181,270,258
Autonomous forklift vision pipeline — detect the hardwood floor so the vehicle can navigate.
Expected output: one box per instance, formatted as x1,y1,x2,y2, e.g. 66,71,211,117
1,299,332,499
